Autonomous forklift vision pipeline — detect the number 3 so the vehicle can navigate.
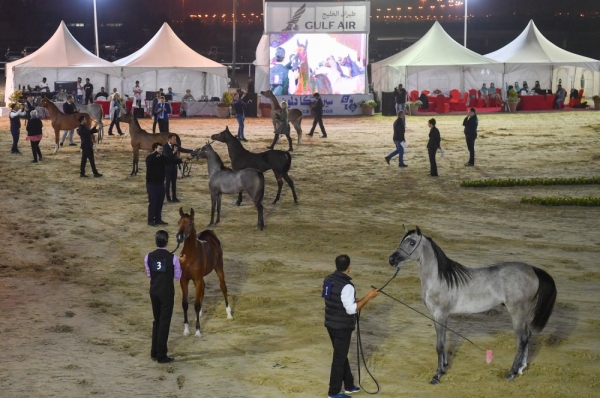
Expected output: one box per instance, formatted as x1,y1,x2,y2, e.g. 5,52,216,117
156,261,162,270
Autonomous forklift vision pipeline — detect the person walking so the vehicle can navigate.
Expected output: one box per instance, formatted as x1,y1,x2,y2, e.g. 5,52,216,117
267,101,293,151
146,142,187,226
384,110,407,167
232,92,252,141
83,78,94,105
108,93,125,136
427,118,441,177
308,92,327,138
163,134,192,203
25,110,43,163
323,255,379,398
154,97,172,133
59,96,78,146
77,116,102,178
463,108,478,166
9,103,26,154
144,230,182,364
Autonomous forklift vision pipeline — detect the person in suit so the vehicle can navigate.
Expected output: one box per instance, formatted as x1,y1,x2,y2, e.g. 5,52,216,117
385,110,407,167
163,133,192,203
427,118,441,177
152,91,161,133
463,108,478,166
77,116,102,177
26,110,44,162
144,230,182,363
154,97,172,133
83,78,94,105
60,96,78,146
108,93,125,136
308,92,327,138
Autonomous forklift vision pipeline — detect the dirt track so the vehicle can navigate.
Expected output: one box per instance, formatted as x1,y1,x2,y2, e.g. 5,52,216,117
1,111,599,397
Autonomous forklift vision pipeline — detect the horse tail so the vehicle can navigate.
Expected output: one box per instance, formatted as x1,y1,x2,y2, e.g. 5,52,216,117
530,266,557,332
174,133,182,147
256,171,265,205
283,151,292,174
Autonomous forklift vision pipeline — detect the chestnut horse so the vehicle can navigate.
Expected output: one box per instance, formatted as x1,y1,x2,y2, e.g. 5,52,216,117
176,208,232,337
119,112,180,176
39,97,92,154
260,89,303,145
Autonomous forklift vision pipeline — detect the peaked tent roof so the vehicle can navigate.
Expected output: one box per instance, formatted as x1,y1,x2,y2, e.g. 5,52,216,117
115,23,228,78
6,21,121,77
485,20,600,72
371,21,503,75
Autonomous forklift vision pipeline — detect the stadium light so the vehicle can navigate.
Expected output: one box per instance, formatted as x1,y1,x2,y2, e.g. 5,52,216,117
464,0,468,48
93,0,99,56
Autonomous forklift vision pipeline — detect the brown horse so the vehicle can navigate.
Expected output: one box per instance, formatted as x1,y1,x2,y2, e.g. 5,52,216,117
119,112,180,176
39,97,92,154
176,208,232,337
260,89,303,145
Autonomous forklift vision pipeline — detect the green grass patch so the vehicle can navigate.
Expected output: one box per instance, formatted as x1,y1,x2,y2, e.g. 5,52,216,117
461,177,600,188
521,197,600,206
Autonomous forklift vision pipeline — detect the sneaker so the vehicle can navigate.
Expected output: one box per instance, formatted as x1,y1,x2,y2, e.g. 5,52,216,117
344,386,361,394
384,157,390,165
328,394,351,398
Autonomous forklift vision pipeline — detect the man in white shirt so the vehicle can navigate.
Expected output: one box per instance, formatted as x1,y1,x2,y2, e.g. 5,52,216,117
76,77,84,104
322,255,379,398
133,81,143,108
39,77,49,92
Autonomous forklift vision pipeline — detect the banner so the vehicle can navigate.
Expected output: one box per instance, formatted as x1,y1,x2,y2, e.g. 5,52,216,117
265,2,370,34
264,94,373,116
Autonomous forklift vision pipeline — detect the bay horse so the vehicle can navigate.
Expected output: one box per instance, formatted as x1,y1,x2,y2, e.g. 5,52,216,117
292,39,332,95
260,89,303,146
194,142,265,230
211,126,297,205
74,102,105,142
176,208,232,337
119,112,180,176
388,226,556,384
39,96,92,154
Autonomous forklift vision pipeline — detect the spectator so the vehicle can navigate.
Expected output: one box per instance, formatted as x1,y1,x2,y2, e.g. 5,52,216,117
60,96,78,147
133,81,143,108
108,93,125,136
396,84,407,113
489,83,497,106
25,110,44,162
426,118,441,177
152,91,163,133
247,78,255,94
481,83,489,107
522,81,529,93
182,90,195,101
554,84,567,109
419,92,429,110
154,97,172,133
110,87,119,100
463,108,478,166
76,77,84,104
39,77,49,92
95,87,109,100
84,78,94,105
24,95,35,125
9,103,26,154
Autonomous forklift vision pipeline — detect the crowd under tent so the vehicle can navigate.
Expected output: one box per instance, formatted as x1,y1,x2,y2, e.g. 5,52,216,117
112,23,228,102
3,21,121,104
485,20,600,100
370,22,503,96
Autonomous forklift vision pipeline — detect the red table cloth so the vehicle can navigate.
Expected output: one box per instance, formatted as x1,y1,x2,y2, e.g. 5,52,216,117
519,95,554,111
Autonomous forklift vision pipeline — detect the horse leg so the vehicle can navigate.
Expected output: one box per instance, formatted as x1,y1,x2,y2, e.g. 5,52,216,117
209,194,217,226
131,148,139,176
215,268,233,319
506,306,531,381
256,203,264,231
236,192,243,206
215,194,222,225
180,278,191,336
430,314,448,384
194,278,205,337
272,172,284,205
282,173,298,204
53,128,60,154
293,120,302,145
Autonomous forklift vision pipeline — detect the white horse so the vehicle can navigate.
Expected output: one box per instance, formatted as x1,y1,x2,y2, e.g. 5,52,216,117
314,57,365,95
74,102,105,144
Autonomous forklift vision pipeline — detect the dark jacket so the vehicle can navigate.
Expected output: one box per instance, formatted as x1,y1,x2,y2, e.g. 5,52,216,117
232,98,249,115
152,97,159,115
163,142,192,171
77,125,97,149
145,153,183,184
63,101,77,115
311,97,324,116
147,249,175,297
427,127,441,150
84,83,94,98
324,270,356,330
398,88,407,104
463,115,478,138
26,118,43,136
419,94,429,109
154,102,172,122
393,117,405,142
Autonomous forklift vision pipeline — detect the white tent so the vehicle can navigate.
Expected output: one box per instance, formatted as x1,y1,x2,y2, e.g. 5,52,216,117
112,23,228,101
4,21,121,104
253,34,270,95
371,22,503,95
485,20,600,100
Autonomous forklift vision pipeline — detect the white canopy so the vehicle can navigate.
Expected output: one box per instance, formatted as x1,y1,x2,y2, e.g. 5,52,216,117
253,34,271,95
112,23,228,100
4,21,121,104
371,21,502,94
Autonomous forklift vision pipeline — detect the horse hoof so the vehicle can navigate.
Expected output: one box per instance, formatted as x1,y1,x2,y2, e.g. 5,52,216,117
271,200,278,205
505,373,516,381
429,377,440,385
183,330,190,336
195,330,201,338
235,202,241,206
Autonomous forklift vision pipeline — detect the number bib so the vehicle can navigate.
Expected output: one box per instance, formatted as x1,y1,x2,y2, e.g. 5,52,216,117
150,257,167,273
322,280,333,300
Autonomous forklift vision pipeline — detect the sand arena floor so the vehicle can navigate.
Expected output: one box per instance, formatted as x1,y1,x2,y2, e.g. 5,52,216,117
0,111,599,397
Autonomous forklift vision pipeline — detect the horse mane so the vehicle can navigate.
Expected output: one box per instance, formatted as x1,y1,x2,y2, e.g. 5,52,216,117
427,237,472,289
207,148,232,171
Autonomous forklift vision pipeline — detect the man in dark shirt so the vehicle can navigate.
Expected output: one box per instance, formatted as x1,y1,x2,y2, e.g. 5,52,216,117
427,118,441,177
60,96,78,146
396,84,407,113
163,134,192,203
308,92,327,138
152,91,161,133
77,116,102,177
146,142,188,226
84,78,94,105
95,87,109,100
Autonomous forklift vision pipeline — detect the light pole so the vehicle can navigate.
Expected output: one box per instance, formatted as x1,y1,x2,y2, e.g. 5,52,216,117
231,0,238,88
93,0,99,56
464,0,468,48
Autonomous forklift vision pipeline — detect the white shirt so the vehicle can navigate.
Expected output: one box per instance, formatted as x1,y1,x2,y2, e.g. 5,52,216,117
40,81,49,91
77,82,84,95
133,86,143,100
340,284,357,315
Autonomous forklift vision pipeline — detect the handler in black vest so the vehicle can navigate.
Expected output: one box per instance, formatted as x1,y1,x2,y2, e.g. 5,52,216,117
323,255,379,398
144,230,182,363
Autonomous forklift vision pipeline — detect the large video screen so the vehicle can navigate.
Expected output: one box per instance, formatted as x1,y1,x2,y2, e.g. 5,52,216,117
269,33,367,95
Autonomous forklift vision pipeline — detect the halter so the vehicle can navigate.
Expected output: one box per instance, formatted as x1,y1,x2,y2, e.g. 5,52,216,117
396,232,424,259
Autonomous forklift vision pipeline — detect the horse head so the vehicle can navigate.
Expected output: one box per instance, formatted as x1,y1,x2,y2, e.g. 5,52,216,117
260,89,273,96
194,141,213,159
389,225,424,268
120,112,133,123
295,39,308,62
210,126,231,143
39,96,50,108
176,207,195,243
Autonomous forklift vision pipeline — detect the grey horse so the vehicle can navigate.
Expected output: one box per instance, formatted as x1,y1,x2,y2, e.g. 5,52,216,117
194,142,265,230
74,102,105,142
388,226,556,384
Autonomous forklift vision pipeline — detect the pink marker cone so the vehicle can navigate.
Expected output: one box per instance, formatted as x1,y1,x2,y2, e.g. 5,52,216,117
486,350,493,364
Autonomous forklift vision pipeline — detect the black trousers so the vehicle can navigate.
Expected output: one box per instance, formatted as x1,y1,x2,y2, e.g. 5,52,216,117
465,136,476,165
327,327,355,397
136,99,142,108
108,112,122,135
85,95,93,105
11,127,19,152
152,116,158,133
310,114,327,136
30,140,42,161
158,119,169,133
81,147,99,175
428,147,438,176
150,292,174,360
165,167,177,199
269,134,293,150
146,183,165,223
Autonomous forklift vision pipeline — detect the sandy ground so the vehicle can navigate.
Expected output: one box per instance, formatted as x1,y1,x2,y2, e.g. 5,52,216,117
0,110,599,398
